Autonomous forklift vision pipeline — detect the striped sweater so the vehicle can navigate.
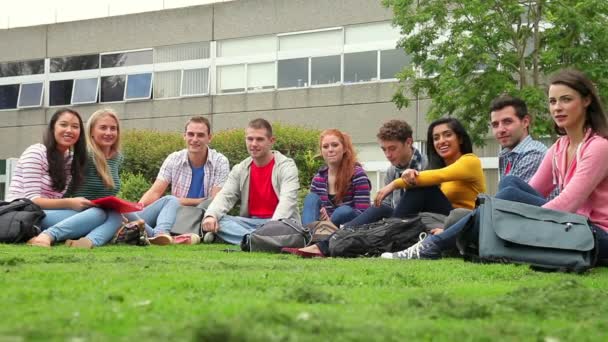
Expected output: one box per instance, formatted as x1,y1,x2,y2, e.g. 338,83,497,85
309,164,371,216
68,153,123,200
7,143,73,201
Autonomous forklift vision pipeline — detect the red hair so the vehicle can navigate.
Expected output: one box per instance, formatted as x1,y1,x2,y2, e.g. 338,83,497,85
319,129,358,204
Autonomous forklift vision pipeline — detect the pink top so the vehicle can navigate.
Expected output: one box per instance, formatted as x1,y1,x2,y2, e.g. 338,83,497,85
529,130,608,231
7,143,73,201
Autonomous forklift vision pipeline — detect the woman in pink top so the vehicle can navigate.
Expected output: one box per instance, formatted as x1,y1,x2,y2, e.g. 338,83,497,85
494,68,608,259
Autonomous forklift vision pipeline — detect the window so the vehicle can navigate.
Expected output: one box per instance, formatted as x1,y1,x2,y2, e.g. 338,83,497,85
100,75,126,102
182,69,208,96
344,51,378,83
155,42,210,63
72,78,99,104
125,73,153,100
50,54,99,73
17,83,43,108
218,36,276,57
0,84,19,110
278,58,308,88
101,50,153,68
247,63,275,91
218,65,245,93
154,70,181,99
311,55,340,85
380,49,411,79
279,29,342,52
50,80,73,106
0,60,44,77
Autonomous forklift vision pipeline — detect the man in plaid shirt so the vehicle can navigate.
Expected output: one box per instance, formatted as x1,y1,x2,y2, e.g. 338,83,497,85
490,95,549,183
128,116,229,245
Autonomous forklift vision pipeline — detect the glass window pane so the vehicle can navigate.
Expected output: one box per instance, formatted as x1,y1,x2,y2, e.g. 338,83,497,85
344,51,378,83
155,42,210,63
50,54,99,73
50,80,73,106
18,83,43,107
247,63,275,91
0,60,44,77
345,22,401,45
0,159,5,175
154,70,181,99
126,73,152,100
279,30,342,51
182,68,209,96
380,49,411,80
278,58,308,88
100,75,126,102
311,55,340,86
0,84,19,110
101,50,153,68
219,36,276,57
72,78,98,104
218,65,245,93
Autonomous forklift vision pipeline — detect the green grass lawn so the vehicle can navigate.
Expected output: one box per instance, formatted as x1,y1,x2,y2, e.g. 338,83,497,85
1,244,607,341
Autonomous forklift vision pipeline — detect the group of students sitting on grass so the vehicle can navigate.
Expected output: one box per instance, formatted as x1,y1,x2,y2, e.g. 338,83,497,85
8,68,608,264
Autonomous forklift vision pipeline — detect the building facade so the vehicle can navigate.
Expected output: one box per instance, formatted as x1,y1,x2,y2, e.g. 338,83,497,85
0,0,502,198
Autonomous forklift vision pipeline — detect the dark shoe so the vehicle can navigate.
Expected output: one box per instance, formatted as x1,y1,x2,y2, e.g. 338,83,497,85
380,233,441,260
281,247,325,258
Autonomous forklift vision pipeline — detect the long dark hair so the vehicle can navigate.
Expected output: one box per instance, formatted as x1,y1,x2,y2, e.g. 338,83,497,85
549,69,608,138
426,117,473,169
44,109,87,191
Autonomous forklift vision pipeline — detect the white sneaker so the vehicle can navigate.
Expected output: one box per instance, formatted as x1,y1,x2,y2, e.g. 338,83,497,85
173,233,200,245
202,232,216,244
380,233,441,260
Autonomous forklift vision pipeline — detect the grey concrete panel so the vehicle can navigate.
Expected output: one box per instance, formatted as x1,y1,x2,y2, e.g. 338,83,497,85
0,108,46,127
415,98,432,141
0,26,47,62
211,101,415,144
0,125,45,159
47,7,213,57
214,0,393,40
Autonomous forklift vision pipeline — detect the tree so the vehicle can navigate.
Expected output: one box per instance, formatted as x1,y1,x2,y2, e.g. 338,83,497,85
383,0,608,144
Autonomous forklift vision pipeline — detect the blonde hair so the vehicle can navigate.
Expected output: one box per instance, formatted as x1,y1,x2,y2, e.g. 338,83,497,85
86,108,121,188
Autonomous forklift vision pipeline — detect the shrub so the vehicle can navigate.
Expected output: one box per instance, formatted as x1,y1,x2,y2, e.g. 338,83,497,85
121,130,183,183
117,172,151,202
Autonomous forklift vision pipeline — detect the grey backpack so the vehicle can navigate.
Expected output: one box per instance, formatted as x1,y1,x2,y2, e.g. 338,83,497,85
241,218,311,253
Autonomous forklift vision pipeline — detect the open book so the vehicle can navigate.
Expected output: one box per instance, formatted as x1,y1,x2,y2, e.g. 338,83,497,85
91,196,144,213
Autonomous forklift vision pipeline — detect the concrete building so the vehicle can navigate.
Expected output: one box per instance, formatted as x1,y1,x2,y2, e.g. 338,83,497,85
0,0,502,199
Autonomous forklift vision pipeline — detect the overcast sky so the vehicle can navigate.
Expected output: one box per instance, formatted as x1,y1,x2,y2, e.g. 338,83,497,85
0,0,233,29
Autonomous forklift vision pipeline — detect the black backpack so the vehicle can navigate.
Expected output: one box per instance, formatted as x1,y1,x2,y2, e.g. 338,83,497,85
328,216,429,257
0,198,46,243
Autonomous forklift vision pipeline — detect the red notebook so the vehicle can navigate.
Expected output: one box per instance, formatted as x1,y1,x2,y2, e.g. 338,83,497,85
91,196,144,213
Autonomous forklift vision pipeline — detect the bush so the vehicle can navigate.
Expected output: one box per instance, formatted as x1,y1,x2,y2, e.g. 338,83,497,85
121,130,183,183
117,172,151,202
120,124,324,198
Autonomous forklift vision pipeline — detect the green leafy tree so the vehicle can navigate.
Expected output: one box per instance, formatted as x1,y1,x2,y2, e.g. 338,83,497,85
383,0,608,144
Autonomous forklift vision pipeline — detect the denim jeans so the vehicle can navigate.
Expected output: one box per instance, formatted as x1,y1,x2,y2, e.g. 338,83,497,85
124,195,180,237
301,193,359,226
42,207,122,246
343,205,393,227
217,215,269,245
494,176,547,206
392,186,453,218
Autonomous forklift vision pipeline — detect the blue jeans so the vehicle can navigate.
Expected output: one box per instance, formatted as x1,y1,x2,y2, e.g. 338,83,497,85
343,205,394,227
392,186,453,218
217,216,269,245
124,195,180,237
301,193,359,226
42,207,122,246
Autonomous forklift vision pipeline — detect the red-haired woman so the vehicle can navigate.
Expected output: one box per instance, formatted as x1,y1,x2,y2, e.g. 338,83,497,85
301,129,371,226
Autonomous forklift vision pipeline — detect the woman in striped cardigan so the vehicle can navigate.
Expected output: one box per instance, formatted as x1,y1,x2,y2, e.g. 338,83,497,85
301,129,371,226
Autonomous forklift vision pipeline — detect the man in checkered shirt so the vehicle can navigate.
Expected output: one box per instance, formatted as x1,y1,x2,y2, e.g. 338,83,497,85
127,116,229,244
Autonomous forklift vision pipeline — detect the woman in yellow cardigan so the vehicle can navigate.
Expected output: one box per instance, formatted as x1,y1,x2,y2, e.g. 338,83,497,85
375,117,486,217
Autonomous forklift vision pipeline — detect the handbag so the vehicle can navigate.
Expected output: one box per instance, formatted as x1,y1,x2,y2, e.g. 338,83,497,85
305,220,338,244
112,220,150,246
457,194,597,273
170,206,205,236
241,218,311,253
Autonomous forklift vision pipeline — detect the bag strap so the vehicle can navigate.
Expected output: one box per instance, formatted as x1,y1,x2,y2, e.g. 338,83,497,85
278,218,310,235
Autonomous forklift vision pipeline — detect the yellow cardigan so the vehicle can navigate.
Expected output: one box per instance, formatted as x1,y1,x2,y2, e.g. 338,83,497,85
392,153,486,209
